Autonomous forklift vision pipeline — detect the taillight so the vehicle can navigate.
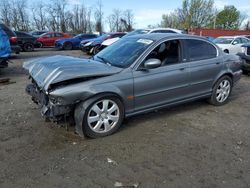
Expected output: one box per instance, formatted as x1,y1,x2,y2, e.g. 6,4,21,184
10,36,17,44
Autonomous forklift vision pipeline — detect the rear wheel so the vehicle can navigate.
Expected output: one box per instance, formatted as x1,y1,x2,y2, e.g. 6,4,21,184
23,43,34,52
36,42,43,48
63,42,73,50
81,96,124,138
208,76,232,106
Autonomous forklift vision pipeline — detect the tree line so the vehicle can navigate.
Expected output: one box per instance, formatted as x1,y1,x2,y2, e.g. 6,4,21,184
0,0,135,33
0,0,249,33
160,0,250,30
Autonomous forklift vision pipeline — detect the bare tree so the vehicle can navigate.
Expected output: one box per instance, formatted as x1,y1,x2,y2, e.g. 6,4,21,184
107,9,123,31
32,1,47,30
107,9,134,32
0,0,12,26
121,9,134,31
244,20,250,30
94,0,104,34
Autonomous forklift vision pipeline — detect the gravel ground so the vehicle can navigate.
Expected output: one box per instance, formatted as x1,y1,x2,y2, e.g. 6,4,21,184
0,49,250,188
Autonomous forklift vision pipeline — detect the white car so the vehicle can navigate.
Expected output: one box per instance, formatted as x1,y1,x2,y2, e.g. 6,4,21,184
99,28,185,51
214,36,250,54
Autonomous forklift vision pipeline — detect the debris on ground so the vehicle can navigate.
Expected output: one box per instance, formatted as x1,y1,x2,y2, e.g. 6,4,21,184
0,78,15,86
107,157,118,165
114,181,140,188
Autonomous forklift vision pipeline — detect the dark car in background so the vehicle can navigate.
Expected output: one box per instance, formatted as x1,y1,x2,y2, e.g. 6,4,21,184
55,34,98,50
0,23,21,54
80,32,126,55
15,31,37,52
24,34,242,138
37,32,71,47
238,43,250,75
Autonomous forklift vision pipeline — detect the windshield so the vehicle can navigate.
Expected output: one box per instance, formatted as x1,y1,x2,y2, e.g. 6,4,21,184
214,38,234,44
74,34,84,39
93,38,154,68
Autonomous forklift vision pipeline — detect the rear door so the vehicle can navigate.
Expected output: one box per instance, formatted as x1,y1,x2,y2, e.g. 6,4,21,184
184,39,222,97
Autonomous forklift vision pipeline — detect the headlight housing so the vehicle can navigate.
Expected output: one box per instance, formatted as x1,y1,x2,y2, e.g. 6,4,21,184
241,47,246,53
49,96,65,105
84,42,92,46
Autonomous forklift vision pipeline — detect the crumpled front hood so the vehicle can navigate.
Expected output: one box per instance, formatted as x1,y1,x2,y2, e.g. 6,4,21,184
23,55,122,91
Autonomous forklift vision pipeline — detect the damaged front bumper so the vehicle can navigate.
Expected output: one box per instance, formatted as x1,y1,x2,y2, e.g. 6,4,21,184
26,83,73,120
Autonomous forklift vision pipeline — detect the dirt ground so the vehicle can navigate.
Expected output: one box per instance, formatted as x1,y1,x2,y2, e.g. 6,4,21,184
0,49,250,188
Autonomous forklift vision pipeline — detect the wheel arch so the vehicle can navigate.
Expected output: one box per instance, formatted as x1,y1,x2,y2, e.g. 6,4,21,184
213,72,233,88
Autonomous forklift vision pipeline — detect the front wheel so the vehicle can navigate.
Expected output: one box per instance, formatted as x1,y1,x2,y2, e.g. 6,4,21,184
81,97,124,138
208,76,232,106
63,42,73,50
23,43,34,52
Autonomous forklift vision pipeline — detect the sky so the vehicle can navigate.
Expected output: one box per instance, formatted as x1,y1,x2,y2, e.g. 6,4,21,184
31,0,250,29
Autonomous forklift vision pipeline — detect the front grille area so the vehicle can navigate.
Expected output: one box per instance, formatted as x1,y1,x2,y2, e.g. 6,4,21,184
247,47,250,56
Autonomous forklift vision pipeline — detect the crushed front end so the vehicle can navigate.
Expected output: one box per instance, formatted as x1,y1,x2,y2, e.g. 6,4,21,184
26,80,73,122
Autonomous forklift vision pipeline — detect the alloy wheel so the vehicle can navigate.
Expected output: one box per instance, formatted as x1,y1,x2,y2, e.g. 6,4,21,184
87,99,120,133
216,80,231,103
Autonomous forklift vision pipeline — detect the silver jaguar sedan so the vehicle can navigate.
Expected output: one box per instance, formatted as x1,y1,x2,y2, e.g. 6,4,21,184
24,34,242,138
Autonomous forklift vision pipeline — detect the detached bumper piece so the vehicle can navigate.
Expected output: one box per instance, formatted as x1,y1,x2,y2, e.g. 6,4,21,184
26,83,73,121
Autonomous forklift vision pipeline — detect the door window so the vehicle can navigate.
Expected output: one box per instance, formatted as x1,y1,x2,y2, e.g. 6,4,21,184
232,38,241,44
186,39,217,61
241,38,250,43
45,34,54,38
143,40,181,67
55,33,63,37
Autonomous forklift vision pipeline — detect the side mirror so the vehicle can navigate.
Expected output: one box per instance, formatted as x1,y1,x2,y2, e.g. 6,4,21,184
144,58,161,69
232,41,238,45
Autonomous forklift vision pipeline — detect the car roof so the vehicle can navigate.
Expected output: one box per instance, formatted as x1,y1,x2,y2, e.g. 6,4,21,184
126,33,208,41
218,36,248,38
148,27,183,33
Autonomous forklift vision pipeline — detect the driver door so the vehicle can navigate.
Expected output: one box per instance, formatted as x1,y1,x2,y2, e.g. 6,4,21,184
230,38,243,54
132,39,190,112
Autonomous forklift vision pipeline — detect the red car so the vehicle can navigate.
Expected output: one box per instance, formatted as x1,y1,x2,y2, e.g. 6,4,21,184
37,32,71,47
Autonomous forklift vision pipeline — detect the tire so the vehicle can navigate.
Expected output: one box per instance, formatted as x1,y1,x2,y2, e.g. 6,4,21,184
80,96,124,138
208,76,232,106
92,45,100,55
23,43,34,52
63,42,73,50
36,42,43,48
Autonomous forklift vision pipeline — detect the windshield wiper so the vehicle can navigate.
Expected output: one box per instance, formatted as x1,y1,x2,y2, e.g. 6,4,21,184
96,56,112,66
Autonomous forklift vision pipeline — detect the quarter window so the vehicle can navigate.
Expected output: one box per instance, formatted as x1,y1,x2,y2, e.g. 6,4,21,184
186,39,217,61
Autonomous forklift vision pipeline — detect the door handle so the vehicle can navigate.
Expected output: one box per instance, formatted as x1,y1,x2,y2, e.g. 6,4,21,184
216,62,221,65
179,67,185,71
